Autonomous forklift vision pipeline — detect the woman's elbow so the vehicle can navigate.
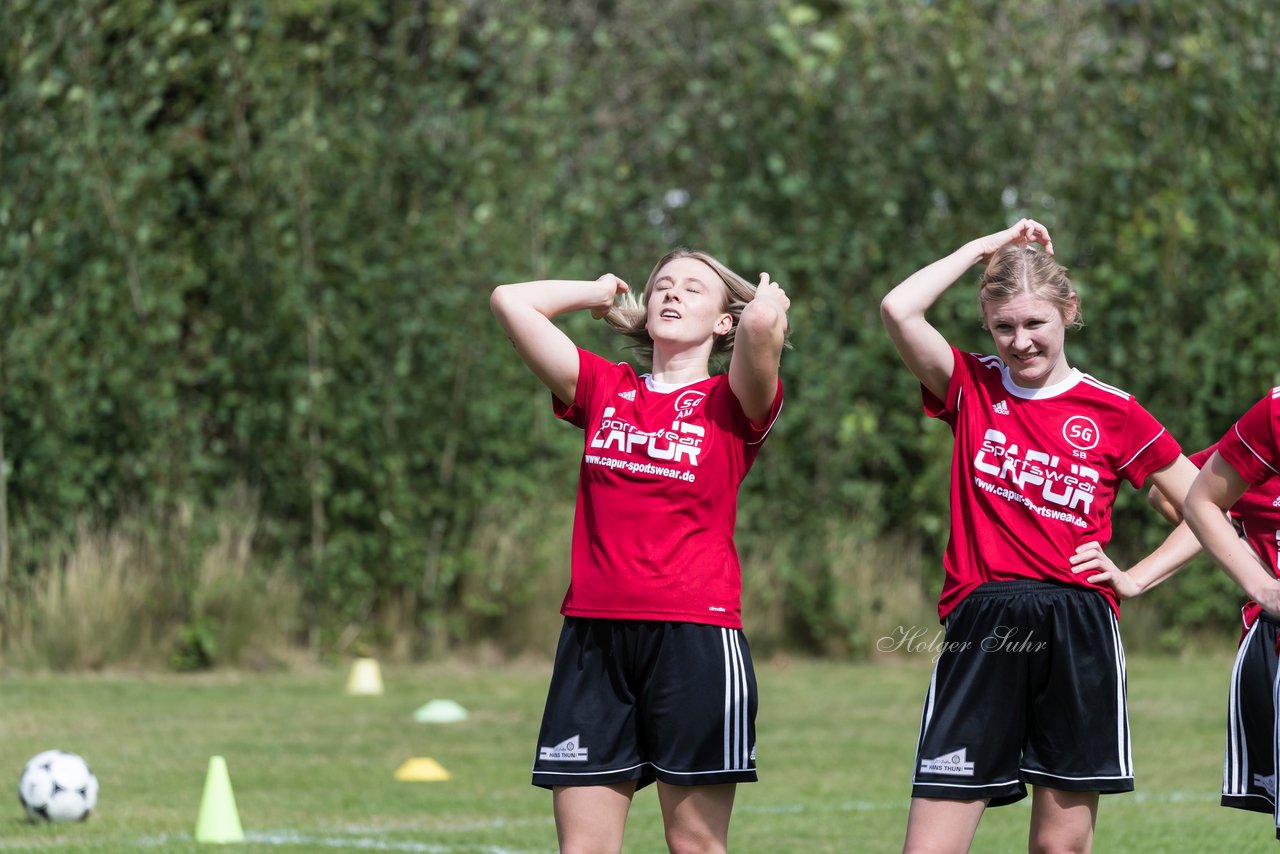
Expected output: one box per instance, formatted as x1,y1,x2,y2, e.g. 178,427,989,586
1181,491,1221,536
489,284,513,319
1147,486,1183,524
880,293,908,328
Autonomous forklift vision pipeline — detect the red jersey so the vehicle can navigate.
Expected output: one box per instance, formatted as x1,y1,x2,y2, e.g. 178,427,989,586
1214,389,1280,629
553,347,783,629
925,347,1181,620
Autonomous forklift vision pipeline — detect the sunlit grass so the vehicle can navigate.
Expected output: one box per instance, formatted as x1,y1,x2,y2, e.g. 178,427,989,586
0,652,1265,852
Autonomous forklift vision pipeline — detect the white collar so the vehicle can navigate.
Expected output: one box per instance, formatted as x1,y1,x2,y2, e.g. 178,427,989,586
1000,365,1082,400
642,374,708,394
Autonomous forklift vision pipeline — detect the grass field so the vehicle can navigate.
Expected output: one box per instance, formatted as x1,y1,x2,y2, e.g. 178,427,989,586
0,651,1270,852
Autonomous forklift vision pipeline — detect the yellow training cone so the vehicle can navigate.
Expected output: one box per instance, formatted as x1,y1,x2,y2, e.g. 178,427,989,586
394,757,451,782
345,657,384,696
195,755,244,844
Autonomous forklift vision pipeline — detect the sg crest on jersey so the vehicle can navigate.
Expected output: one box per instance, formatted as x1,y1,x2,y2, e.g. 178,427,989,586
1062,415,1101,454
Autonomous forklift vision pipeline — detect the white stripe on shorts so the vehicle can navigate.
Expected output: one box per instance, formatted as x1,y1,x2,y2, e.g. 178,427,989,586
721,628,750,771
1223,621,1257,797
1106,609,1133,777
915,658,940,765
1273,667,1280,831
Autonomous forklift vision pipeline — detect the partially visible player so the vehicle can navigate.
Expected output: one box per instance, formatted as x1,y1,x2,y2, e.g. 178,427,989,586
1147,443,1280,634
1182,392,1280,840
491,249,789,854
880,219,1201,853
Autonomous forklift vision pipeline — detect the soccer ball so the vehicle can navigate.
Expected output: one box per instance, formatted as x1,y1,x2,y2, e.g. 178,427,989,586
17,750,99,822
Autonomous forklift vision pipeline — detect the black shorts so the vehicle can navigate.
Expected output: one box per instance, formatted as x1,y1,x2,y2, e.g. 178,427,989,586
1221,612,1280,817
911,580,1132,806
531,617,758,790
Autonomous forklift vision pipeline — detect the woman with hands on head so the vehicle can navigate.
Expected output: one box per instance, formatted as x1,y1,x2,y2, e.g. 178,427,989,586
490,249,789,854
880,219,1199,854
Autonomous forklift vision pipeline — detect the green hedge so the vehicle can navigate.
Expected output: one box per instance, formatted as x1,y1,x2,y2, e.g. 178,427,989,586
3,0,1278,658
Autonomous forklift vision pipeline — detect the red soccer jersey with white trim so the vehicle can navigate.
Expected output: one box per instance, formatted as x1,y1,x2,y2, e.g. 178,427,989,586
1187,441,1280,631
925,347,1181,620
553,347,783,629
1214,388,1280,630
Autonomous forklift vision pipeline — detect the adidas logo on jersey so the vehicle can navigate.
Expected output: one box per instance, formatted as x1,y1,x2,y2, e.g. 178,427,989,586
539,735,588,762
992,400,1009,415
1272,496,1280,508
919,748,975,776
618,390,636,401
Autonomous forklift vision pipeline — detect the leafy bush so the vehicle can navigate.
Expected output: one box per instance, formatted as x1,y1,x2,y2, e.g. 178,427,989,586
3,0,1277,661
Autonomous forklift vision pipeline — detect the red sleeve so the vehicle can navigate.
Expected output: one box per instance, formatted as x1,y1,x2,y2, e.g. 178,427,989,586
1188,445,1215,469
552,348,613,429
729,378,783,473
741,378,784,444
921,346,964,423
1219,390,1280,487
1117,397,1181,488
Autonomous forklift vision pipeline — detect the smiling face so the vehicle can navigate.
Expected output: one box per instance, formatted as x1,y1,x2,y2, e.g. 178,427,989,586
644,256,733,352
983,291,1077,388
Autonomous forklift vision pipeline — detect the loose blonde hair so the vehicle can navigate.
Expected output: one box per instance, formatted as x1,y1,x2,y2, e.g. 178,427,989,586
979,244,1083,330
602,248,763,365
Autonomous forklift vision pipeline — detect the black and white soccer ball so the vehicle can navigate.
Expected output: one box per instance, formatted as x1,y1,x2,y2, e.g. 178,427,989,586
17,750,99,822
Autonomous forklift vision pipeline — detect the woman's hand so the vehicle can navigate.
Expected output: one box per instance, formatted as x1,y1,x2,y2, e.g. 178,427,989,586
590,274,629,319
751,272,791,315
1254,582,1280,618
971,218,1054,263
1070,541,1144,600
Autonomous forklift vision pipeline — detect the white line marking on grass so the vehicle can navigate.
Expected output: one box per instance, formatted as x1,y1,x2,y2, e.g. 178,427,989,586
737,800,901,814
128,832,555,853
735,790,1220,815
1130,790,1220,804
339,817,556,834
245,831,555,852
115,793,1222,853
